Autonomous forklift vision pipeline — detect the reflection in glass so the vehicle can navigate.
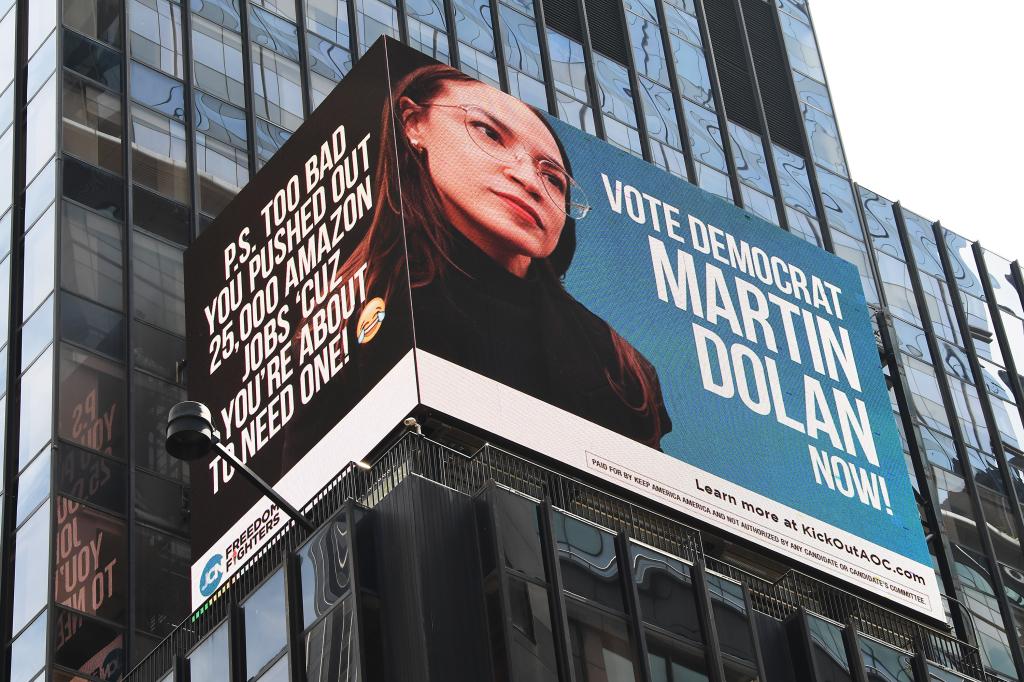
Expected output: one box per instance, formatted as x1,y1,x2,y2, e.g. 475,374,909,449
495,490,545,579
298,514,351,627
133,230,185,334
131,105,190,203
250,6,301,61
62,292,125,361
64,0,123,46
684,102,726,172
191,15,246,106
251,46,304,130
554,511,624,612
62,202,124,310
25,74,57,183
136,525,190,636
801,103,845,177
305,598,359,681
22,204,56,320
244,570,288,679
626,13,667,85
10,612,47,682
133,370,188,481
807,615,851,681
21,294,54,371
58,345,126,456
983,249,1024,318
630,543,702,642
942,229,985,300
857,634,913,682
504,577,559,681
16,447,50,525
130,61,186,121
729,123,771,195
133,320,184,381
189,622,230,680
129,0,184,78
25,158,56,229
63,71,123,175
12,504,51,634
18,345,54,466
567,600,639,682
306,0,351,44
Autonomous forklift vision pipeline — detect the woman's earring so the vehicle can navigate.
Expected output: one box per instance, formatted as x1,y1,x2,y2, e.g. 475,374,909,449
408,138,421,150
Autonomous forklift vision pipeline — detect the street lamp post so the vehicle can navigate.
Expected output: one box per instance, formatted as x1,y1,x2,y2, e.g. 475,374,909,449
165,401,315,532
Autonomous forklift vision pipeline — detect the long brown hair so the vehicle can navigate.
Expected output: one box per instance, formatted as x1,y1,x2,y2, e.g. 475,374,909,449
343,64,667,445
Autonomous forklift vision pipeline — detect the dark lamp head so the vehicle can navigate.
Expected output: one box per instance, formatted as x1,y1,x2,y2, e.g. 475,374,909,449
166,401,218,461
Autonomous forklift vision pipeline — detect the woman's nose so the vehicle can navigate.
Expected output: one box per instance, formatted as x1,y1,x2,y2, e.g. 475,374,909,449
503,152,544,197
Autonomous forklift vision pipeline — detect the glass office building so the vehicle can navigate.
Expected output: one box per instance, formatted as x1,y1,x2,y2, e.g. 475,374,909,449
0,0,1022,678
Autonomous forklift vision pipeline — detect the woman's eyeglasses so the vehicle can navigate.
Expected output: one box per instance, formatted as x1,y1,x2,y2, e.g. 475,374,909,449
419,103,590,220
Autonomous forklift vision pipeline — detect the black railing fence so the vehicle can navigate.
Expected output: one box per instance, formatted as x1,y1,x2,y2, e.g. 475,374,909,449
127,431,985,681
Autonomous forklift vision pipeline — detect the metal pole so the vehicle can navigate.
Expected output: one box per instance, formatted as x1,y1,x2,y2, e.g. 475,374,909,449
211,439,316,532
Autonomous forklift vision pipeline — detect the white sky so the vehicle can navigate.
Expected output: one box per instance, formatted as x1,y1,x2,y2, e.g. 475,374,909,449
808,1,1024,262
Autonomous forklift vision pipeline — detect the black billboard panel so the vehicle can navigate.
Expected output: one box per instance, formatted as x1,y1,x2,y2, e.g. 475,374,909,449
185,41,418,604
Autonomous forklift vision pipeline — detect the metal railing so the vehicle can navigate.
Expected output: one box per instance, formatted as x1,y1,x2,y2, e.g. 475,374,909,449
127,431,984,681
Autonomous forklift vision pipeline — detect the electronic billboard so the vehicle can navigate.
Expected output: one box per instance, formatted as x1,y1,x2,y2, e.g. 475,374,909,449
185,38,942,619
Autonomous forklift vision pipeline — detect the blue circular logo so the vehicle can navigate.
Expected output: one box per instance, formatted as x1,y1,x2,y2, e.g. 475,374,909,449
199,554,224,597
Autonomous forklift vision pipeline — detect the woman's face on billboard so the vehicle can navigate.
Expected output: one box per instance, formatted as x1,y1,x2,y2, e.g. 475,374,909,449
402,80,568,277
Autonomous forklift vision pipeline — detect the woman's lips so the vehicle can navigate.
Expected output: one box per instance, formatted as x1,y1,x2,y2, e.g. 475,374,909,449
494,191,542,228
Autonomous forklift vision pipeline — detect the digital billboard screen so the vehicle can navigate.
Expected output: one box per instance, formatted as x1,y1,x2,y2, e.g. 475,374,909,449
383,43,941,619
184,42,419,606
185,38,941,619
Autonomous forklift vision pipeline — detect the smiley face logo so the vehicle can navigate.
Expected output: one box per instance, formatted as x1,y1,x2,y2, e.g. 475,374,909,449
357,297,386,344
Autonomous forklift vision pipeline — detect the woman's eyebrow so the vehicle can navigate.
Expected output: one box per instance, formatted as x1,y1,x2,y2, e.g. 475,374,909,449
480,108,562,166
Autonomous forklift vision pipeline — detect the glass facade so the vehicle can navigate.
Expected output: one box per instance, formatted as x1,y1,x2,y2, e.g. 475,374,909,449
0,0,1020,680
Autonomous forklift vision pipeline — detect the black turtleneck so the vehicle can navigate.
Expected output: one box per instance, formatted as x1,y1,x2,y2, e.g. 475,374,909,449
411,231,672,449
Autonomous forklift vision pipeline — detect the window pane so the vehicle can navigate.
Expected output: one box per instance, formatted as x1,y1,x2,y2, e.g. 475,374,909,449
554,511,624,612
130,60,186,121
19,345,54,467
132,230,185,334
306,0,350,44
191,16,245,106
298,512,351,628
189,622,230,679
61,202,124,310
507,577,559,682
53,498,128,622
566,600,639,682
61,66,122,173
61,292,126,360
130,0,184,78
22,204,55,319
10,613,47,682
135,525,189,636
13,504,51,633
251,46,303,130
131,105,190,202
63,156,125,219
135,469,189,534
133,369,188,480
64,0,122,46
21,293,54,371
244,570,288,679
16,448,50,525
630,543,702,641
58,344,126,457
304,597,359,681
807,615,851,681
56,442,128,514
250,6,301,60
133,320,184,381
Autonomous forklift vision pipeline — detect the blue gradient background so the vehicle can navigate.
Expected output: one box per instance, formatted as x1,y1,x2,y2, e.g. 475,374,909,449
548,116,928,564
